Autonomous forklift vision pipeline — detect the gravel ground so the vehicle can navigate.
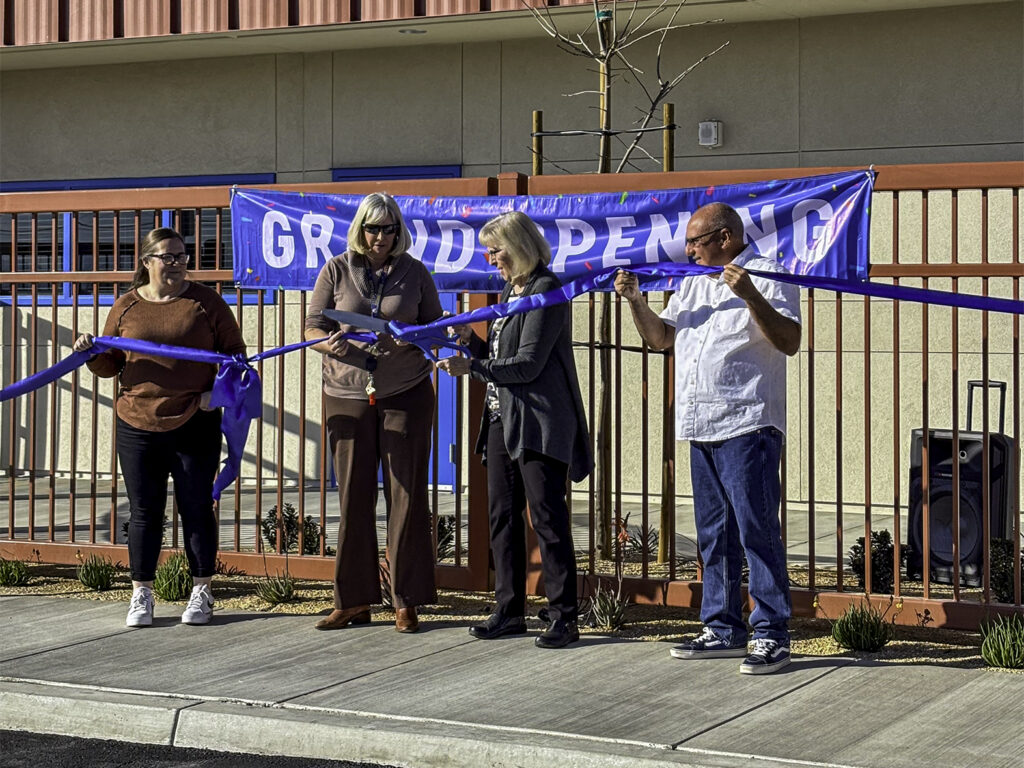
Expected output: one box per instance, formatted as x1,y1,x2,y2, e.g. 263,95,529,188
0,560,999,669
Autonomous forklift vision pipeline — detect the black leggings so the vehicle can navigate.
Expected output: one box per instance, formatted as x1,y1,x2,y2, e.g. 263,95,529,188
116,410,222,582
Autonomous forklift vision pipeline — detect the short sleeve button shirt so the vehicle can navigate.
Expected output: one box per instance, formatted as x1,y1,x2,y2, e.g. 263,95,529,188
659,247,802,442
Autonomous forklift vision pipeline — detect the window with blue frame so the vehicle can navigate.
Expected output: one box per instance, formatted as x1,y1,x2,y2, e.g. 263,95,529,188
0,173,275,306
332,165,462,182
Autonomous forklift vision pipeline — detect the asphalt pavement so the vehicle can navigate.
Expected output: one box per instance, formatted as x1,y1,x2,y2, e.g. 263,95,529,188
0,729,389,768
2,594,1023,768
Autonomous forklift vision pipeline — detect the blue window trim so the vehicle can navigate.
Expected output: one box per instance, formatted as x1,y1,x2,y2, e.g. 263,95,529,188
332,165,462,182
0,173,275,193
1,173,276,306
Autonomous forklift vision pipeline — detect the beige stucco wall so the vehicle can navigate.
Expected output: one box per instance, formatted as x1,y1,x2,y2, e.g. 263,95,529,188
1,3,1021,182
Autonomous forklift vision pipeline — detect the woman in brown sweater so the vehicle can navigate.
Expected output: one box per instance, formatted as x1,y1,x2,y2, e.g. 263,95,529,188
304,192,442,633
73,227,246,628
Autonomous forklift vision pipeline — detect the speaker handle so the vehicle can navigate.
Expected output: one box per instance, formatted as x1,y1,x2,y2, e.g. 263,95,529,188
966,380,1006,434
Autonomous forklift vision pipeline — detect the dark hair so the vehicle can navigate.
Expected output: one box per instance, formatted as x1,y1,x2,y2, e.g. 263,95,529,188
128,227,186,290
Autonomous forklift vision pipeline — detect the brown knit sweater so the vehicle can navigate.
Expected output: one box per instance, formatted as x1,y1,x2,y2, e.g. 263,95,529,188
304,251,443,400
86,282,247,432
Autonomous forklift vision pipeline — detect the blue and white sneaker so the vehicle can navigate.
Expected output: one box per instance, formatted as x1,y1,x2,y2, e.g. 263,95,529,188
740,637,791,674
670,626,748,659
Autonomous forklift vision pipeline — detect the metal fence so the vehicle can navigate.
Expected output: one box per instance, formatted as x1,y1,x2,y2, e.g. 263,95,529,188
1,162,1021,629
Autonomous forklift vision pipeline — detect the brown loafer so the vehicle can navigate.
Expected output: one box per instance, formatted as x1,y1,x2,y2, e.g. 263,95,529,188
395,606,419,633
314,605,371,630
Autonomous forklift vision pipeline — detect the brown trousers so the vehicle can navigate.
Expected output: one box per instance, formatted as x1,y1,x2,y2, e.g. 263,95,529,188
324,376,437,610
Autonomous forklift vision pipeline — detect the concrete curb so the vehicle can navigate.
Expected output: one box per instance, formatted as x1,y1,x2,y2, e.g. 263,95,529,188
0,680,837,768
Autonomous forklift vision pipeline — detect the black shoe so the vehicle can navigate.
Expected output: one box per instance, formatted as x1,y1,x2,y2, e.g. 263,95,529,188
469,612,527,640
534,619,579,649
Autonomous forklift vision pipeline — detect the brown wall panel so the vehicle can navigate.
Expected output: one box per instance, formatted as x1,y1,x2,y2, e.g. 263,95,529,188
237,0,289,30
488,0,545,10
123,0,171,38
298,0,352,25
12,0,59,45
358,0,414,22
180,0,230,34
424,0,479,17
67,0,114,42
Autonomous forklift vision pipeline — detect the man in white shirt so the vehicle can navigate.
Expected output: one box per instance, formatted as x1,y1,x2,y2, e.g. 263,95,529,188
614,202,801,675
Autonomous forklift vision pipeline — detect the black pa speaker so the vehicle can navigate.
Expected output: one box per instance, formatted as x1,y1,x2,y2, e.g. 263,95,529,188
908,427,1016,587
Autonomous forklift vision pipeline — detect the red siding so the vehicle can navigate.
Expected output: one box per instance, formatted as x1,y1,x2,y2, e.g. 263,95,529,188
123,0,171,38
237,0,289,31
180,0,230,34
297,0,352,26
424,0,480,16
358,0,415,22
67,0,114,43
12,0,59,45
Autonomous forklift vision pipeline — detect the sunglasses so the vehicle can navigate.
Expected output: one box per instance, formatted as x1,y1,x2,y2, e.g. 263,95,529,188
363,223,400,236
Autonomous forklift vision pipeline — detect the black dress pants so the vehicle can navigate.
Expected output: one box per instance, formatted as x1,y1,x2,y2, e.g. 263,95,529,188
116,409,222,582
486,420,578,622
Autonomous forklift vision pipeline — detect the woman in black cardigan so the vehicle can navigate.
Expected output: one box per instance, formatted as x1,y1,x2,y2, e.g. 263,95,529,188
437,211,593,649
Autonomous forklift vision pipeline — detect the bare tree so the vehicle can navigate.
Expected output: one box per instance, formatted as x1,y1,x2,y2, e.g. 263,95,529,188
526,0,729,173
524,0,729,561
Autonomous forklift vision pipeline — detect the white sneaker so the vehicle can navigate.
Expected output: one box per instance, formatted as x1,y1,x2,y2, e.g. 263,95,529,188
181,584,214,625
126,586,154,627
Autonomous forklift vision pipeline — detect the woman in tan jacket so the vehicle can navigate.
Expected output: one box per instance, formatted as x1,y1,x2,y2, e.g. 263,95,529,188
304,192,443,633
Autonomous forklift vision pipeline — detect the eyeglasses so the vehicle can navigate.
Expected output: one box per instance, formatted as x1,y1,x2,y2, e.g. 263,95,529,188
684,228,724,247
146,252,190,266
485,247,504,257
363,223,400,236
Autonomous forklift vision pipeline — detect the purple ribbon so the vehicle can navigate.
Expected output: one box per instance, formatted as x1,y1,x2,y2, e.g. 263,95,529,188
402,263,1021,349
0,335,333,501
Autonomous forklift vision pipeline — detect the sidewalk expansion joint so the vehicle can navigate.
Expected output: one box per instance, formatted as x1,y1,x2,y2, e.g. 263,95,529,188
669,659,857,750
274,636,481,705
0,630,136,665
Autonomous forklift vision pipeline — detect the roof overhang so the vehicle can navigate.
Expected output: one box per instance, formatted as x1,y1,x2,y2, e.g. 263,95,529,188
0,0,1002,71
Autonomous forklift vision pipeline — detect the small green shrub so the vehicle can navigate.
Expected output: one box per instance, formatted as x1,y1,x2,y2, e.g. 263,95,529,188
625,525,658,562
436,515,456,560
260,503,327,555
583,579,629,631
153,552,192,601
990,539,1022,604
76,554,116,591
0,557,30,587
215,558,245,577
980,614,1024,669
831,599,896,652
255,572,296,605
849,529,903,593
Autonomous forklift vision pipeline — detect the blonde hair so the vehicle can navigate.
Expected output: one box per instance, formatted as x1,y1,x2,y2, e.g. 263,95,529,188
478,211,550,284
346,192,412,258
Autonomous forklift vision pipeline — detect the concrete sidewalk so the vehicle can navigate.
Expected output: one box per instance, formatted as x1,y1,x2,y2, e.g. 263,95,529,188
1,595,1022,768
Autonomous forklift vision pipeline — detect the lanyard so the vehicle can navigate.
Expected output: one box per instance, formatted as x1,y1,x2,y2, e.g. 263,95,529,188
361,254,392,405
364,257,393,317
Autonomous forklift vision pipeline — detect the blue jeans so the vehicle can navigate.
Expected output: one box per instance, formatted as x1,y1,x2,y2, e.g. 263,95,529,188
690,427,790,645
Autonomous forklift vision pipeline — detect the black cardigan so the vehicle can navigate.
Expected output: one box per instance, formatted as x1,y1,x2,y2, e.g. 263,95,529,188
468,266,593,483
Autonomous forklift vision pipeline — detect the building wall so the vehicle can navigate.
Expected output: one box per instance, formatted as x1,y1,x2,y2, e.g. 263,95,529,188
1,2,1021,513
2,3,1021,183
